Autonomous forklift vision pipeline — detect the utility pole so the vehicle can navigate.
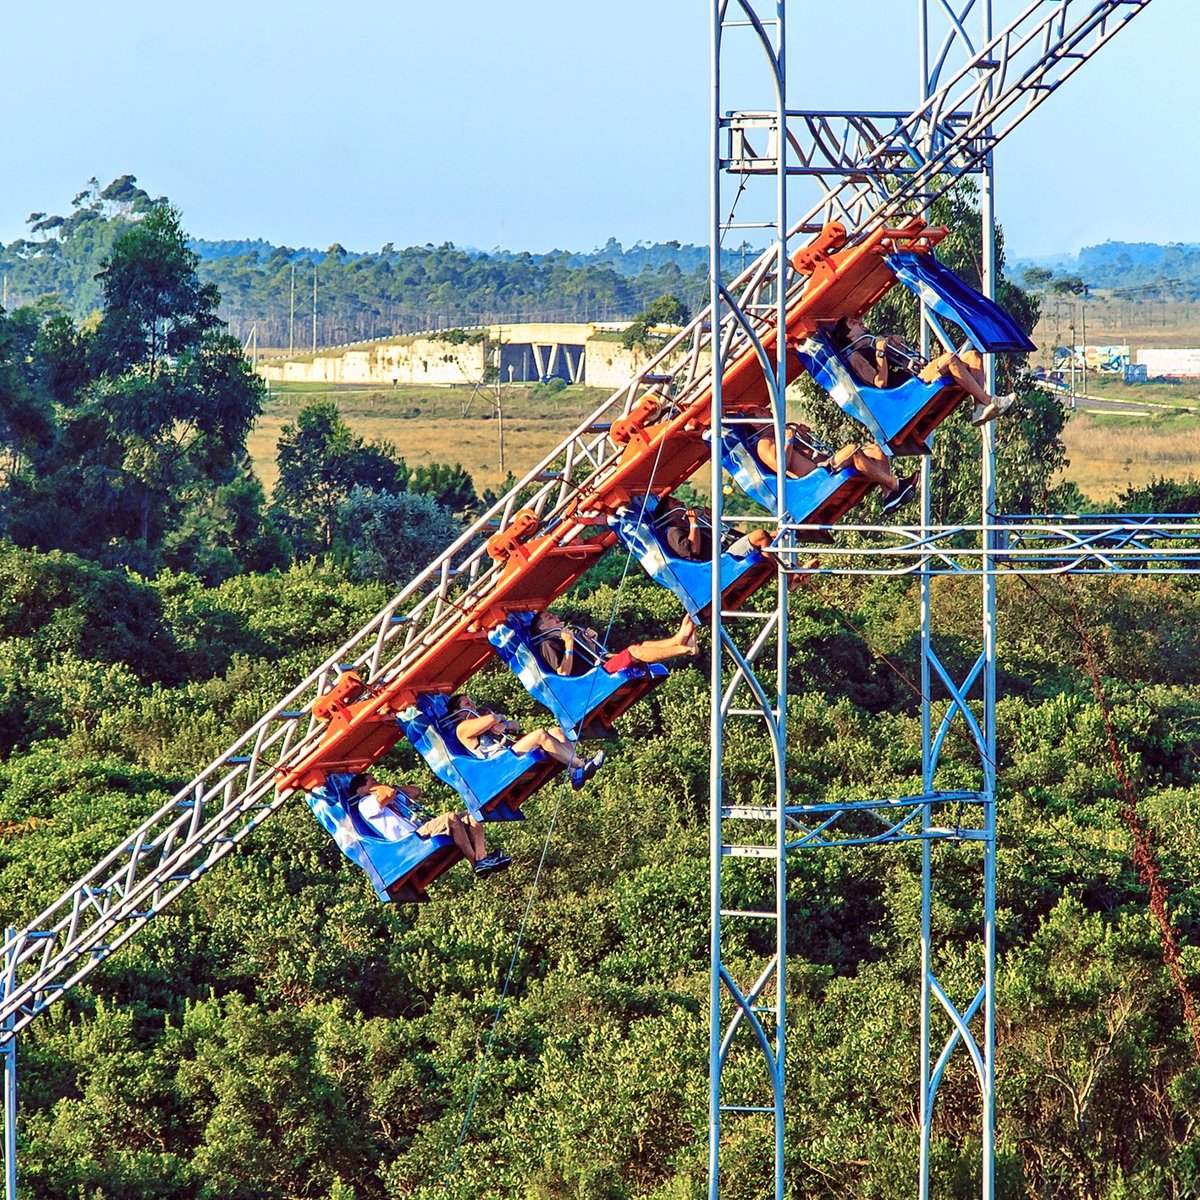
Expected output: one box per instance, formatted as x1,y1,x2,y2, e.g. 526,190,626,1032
1069,317,1077,409
1080,301,1087,402
289,264,296,355
312,267,318,354
493,330,505,476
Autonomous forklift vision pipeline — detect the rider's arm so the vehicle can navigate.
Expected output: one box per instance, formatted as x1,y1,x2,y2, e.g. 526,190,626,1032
456,712,503,741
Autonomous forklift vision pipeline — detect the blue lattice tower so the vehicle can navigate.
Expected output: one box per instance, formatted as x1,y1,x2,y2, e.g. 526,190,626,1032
705,3,1157,1198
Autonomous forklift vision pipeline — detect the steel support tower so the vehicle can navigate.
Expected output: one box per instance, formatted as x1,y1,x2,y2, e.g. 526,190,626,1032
706,2,1155,1197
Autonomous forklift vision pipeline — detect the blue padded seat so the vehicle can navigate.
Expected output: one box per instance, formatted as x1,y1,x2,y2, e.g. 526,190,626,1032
488,610,668,742
611,494,776,620
793,251,1035,457
792,331,957,458
716,426,872,527
399,692,560,822
305,771,460,904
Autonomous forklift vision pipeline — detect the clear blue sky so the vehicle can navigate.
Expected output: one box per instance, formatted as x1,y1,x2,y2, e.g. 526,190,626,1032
1,0,1190,260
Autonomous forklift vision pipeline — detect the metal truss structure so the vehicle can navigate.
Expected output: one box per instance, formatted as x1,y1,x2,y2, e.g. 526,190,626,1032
707,3,1155,1200
772,516,1200,577
0,2,1159,1198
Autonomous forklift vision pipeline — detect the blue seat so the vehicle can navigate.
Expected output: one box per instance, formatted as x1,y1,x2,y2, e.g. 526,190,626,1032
792,331,957,458
884,250,1037,354
611,494,776,619
399,692,559,822
489,611,668,742
793,251,1035,457
716,426,873,526
305,771,460,904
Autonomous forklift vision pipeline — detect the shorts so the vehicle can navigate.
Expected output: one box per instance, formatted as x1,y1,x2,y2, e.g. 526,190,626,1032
418,811,475,839
417,812,457,839
603,648,638,674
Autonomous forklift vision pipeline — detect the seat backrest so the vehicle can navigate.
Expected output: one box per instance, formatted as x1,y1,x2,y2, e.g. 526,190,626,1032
305,771,456,903
792,332,895,451
613,494,772,620
404,692,471,761
718,427,777,513
885,250,1036,354
399,692,545,822
490,610,656,742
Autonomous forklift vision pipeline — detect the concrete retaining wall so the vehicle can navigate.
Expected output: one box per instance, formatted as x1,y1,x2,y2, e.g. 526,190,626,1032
259,337,486,386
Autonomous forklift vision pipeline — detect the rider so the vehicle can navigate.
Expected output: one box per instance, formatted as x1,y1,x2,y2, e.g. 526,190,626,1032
832,314,1017,428
348,773,511,877
448,693,605,790
529,610,698,676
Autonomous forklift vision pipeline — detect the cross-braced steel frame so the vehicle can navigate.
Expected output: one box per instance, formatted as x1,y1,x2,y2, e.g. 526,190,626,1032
706,2,1156,1198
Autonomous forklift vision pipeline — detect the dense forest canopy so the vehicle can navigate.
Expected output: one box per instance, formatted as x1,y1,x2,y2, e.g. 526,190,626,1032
0,180,1197,1199
1017,240,1200,303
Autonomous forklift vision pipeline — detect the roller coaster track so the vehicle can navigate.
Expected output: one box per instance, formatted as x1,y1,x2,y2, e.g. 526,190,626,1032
0,0,1154,1037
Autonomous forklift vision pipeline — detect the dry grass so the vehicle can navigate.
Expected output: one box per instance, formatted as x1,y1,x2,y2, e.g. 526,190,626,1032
248,384,605,496
1061,411,1200,501
246,380,1200,511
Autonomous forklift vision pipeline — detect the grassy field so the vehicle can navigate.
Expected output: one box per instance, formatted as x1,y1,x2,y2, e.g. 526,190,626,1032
1062,409,1200,501
249,382,609,496
244,296,1200,502
248,377,1200,508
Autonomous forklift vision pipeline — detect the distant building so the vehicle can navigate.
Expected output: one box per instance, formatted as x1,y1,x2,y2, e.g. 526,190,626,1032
255,322,682,390
1136,348,1200,380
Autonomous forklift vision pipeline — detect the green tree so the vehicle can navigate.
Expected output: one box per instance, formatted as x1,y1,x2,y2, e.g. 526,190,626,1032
1021,265,1054,291
92,203,220,376
1051,273,1088,296
621,292,690,349
162,466,292,583
336,487,460,586
407,460,478,516
0,305,54,485
270,402,409,556
7,204,266,570
87,204,263,550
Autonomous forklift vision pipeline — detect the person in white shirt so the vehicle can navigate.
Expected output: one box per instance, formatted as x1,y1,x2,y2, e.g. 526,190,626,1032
349,773,511,877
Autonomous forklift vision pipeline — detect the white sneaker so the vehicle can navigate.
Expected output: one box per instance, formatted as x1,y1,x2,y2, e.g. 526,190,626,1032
971,400,999,427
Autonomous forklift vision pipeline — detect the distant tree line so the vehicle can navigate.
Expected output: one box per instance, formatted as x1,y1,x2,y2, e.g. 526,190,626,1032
1018,241,1200,303
0,176,755,348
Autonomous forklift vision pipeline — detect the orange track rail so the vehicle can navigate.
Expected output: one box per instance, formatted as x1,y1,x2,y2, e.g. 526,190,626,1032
283,219,950,792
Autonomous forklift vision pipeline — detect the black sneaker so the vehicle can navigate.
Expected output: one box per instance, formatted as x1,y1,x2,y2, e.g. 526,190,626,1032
881,470,920,515
474,852,512,877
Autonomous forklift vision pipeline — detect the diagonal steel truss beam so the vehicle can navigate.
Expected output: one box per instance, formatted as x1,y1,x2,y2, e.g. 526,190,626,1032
0,0,1158,1042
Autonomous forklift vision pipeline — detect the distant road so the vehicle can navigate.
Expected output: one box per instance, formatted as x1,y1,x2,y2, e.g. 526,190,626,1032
1037,384,1196,418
